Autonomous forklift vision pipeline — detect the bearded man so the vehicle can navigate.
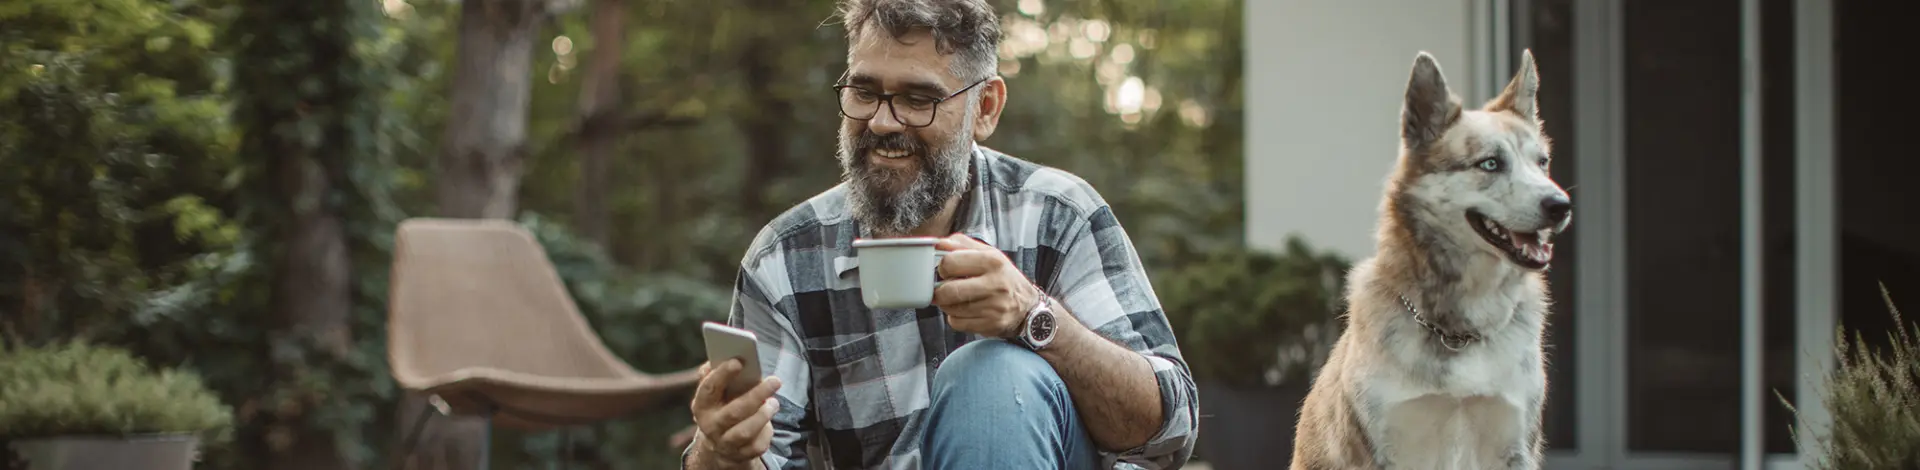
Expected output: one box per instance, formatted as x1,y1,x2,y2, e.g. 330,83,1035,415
681,1,1198,469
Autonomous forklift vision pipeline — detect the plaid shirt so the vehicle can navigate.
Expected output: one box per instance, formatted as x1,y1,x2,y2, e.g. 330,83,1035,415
685,145,1197,470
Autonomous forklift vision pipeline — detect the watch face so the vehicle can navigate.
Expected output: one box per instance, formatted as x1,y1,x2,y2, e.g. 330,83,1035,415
1029,311,1055,342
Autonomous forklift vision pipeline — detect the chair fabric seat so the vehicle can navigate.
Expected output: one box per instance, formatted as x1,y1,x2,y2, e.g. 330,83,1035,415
387,217,701,432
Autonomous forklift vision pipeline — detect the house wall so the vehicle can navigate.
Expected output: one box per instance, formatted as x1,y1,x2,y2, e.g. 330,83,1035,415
1244,0,1481,259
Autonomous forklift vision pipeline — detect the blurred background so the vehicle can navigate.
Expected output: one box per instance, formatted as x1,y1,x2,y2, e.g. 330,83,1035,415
1,0,1913,469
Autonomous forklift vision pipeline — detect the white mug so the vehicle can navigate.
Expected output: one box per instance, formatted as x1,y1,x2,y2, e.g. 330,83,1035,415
849,237,950,309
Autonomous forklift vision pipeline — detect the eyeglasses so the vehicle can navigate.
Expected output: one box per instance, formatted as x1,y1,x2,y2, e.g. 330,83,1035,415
832,77,992,128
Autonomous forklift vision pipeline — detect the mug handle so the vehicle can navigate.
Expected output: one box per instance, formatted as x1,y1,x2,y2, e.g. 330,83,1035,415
932,249,952,288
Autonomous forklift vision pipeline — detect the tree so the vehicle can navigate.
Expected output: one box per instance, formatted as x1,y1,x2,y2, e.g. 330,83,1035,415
227,0,412,467
573,0,628,246
402,0,554,468
435,0,549,219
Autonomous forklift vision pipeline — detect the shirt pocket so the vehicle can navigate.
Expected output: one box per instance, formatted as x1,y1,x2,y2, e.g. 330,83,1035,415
801,332,895,469
803,332,885,395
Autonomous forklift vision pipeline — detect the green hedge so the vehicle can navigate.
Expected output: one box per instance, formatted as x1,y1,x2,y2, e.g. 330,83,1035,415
1155,237,1350,389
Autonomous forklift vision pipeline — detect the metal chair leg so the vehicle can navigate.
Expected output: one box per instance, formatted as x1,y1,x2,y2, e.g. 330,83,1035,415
559,427,573,470
477,406,495,470
394,400,438,470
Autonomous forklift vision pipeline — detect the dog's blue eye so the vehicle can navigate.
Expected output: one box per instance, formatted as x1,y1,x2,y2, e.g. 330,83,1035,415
1478,158,1503,172
1537,157,1550,167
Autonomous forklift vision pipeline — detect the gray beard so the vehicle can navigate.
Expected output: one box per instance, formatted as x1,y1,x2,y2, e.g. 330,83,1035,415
836,120,974,237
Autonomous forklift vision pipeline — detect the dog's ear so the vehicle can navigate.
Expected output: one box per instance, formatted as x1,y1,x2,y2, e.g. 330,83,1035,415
1402,51,1462,150
1488,49,1541,123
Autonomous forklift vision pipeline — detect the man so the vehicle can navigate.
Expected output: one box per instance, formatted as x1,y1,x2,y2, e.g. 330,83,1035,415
682,1,1197,468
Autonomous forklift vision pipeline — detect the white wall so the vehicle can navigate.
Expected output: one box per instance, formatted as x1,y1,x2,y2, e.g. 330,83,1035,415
1244,0,1484,260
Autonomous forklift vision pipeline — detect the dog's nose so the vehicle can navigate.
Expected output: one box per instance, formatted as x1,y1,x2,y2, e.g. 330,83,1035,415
1541,196,1572,223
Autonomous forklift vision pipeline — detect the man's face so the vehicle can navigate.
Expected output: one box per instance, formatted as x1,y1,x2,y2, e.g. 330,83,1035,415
837,28,980,237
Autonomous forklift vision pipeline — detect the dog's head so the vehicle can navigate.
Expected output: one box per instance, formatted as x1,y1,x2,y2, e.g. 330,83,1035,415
1390,49,1570,272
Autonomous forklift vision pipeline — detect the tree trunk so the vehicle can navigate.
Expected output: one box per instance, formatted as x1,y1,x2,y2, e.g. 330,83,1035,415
736,18,791,225
434,0,544,220
403,1,546,468
573,0,627,247
273,151,354,470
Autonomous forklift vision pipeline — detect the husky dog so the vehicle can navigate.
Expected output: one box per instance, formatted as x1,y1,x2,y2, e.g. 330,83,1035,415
1289,49,1570,470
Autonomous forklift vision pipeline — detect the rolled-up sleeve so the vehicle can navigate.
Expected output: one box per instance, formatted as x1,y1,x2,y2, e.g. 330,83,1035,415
682,262,816,470
1048,204,1199,469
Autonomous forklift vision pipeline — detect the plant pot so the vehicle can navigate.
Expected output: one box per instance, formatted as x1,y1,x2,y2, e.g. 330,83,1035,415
4,434,199,470
1194,380,1309,470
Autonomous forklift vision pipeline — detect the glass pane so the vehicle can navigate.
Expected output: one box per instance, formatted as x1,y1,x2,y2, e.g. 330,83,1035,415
1623,0,1744,453
1837,0,1920,432
1760,0,1799,454
1516,0,1579,451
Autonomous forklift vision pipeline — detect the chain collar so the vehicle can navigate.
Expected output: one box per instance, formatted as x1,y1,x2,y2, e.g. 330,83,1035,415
1399,295,1481,351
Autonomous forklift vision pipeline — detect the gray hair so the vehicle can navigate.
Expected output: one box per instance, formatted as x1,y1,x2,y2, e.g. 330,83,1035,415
836,0,1001,83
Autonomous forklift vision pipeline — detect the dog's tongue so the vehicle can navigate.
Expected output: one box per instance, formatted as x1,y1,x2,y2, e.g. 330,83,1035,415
1509,230,1555,263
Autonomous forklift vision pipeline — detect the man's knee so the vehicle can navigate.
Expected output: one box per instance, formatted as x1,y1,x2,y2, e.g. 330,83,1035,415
923,339,1095,469
931,339,1064,402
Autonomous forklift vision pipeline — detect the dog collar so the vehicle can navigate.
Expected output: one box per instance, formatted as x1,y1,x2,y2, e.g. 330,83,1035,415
1399,295,1481,351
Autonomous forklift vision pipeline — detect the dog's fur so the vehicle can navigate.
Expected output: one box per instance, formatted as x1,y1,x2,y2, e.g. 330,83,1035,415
1289,50,1571,470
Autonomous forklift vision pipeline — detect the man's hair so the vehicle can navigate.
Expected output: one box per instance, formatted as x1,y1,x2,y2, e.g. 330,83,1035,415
836,0,1001,84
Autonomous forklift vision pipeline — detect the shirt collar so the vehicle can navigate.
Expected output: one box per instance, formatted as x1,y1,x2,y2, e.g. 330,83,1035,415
951,142,997,245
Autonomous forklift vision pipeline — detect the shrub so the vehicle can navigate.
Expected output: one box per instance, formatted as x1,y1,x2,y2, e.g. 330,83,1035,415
1156,236,1351,388
0,341,233,441
1780,283,1920,470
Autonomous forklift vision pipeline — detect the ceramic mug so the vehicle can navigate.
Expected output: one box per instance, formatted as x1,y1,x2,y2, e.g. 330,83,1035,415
849,237,951,309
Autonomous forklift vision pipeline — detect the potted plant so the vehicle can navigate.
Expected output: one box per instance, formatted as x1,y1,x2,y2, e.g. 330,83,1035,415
1155,236,1350,470
1780,283,1920,469
0,341,233,470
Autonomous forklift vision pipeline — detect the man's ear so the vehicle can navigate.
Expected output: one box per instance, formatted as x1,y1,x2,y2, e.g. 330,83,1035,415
1487,48,1540,123
1402,51,1462,150
971,76,1006,141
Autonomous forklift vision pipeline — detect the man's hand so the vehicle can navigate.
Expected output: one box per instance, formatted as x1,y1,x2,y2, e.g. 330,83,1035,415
688,359,782,470
932,233,1040,338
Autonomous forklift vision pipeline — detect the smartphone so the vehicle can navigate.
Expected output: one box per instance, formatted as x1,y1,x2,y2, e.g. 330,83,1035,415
701,321,764,399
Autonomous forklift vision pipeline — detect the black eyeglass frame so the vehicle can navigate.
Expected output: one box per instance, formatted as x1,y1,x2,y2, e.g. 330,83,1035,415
831,76,994,128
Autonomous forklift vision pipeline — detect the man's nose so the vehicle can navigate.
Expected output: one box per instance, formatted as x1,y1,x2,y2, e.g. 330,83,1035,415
869,103,907,134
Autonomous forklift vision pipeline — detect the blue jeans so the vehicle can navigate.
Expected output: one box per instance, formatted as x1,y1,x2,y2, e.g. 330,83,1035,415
921,339,1101,470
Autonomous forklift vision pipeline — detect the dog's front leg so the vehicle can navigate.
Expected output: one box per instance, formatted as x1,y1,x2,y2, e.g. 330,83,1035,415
1502,428,1544,470
1358,395,1397,470
1505,385,1547,469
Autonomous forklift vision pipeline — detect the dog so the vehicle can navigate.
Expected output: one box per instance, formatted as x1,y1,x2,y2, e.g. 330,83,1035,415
1289,49,1570,470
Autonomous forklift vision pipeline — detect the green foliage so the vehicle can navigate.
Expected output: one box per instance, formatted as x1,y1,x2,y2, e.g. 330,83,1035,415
0,341,233,442
0,0,237,345
1781,284,1920,470
1156,237,1349,389
214,0,426,465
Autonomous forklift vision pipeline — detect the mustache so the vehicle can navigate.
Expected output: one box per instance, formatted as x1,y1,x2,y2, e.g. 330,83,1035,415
855,130,928,160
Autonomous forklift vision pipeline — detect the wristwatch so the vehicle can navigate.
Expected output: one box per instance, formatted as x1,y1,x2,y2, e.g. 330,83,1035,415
1015,292,1058,350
